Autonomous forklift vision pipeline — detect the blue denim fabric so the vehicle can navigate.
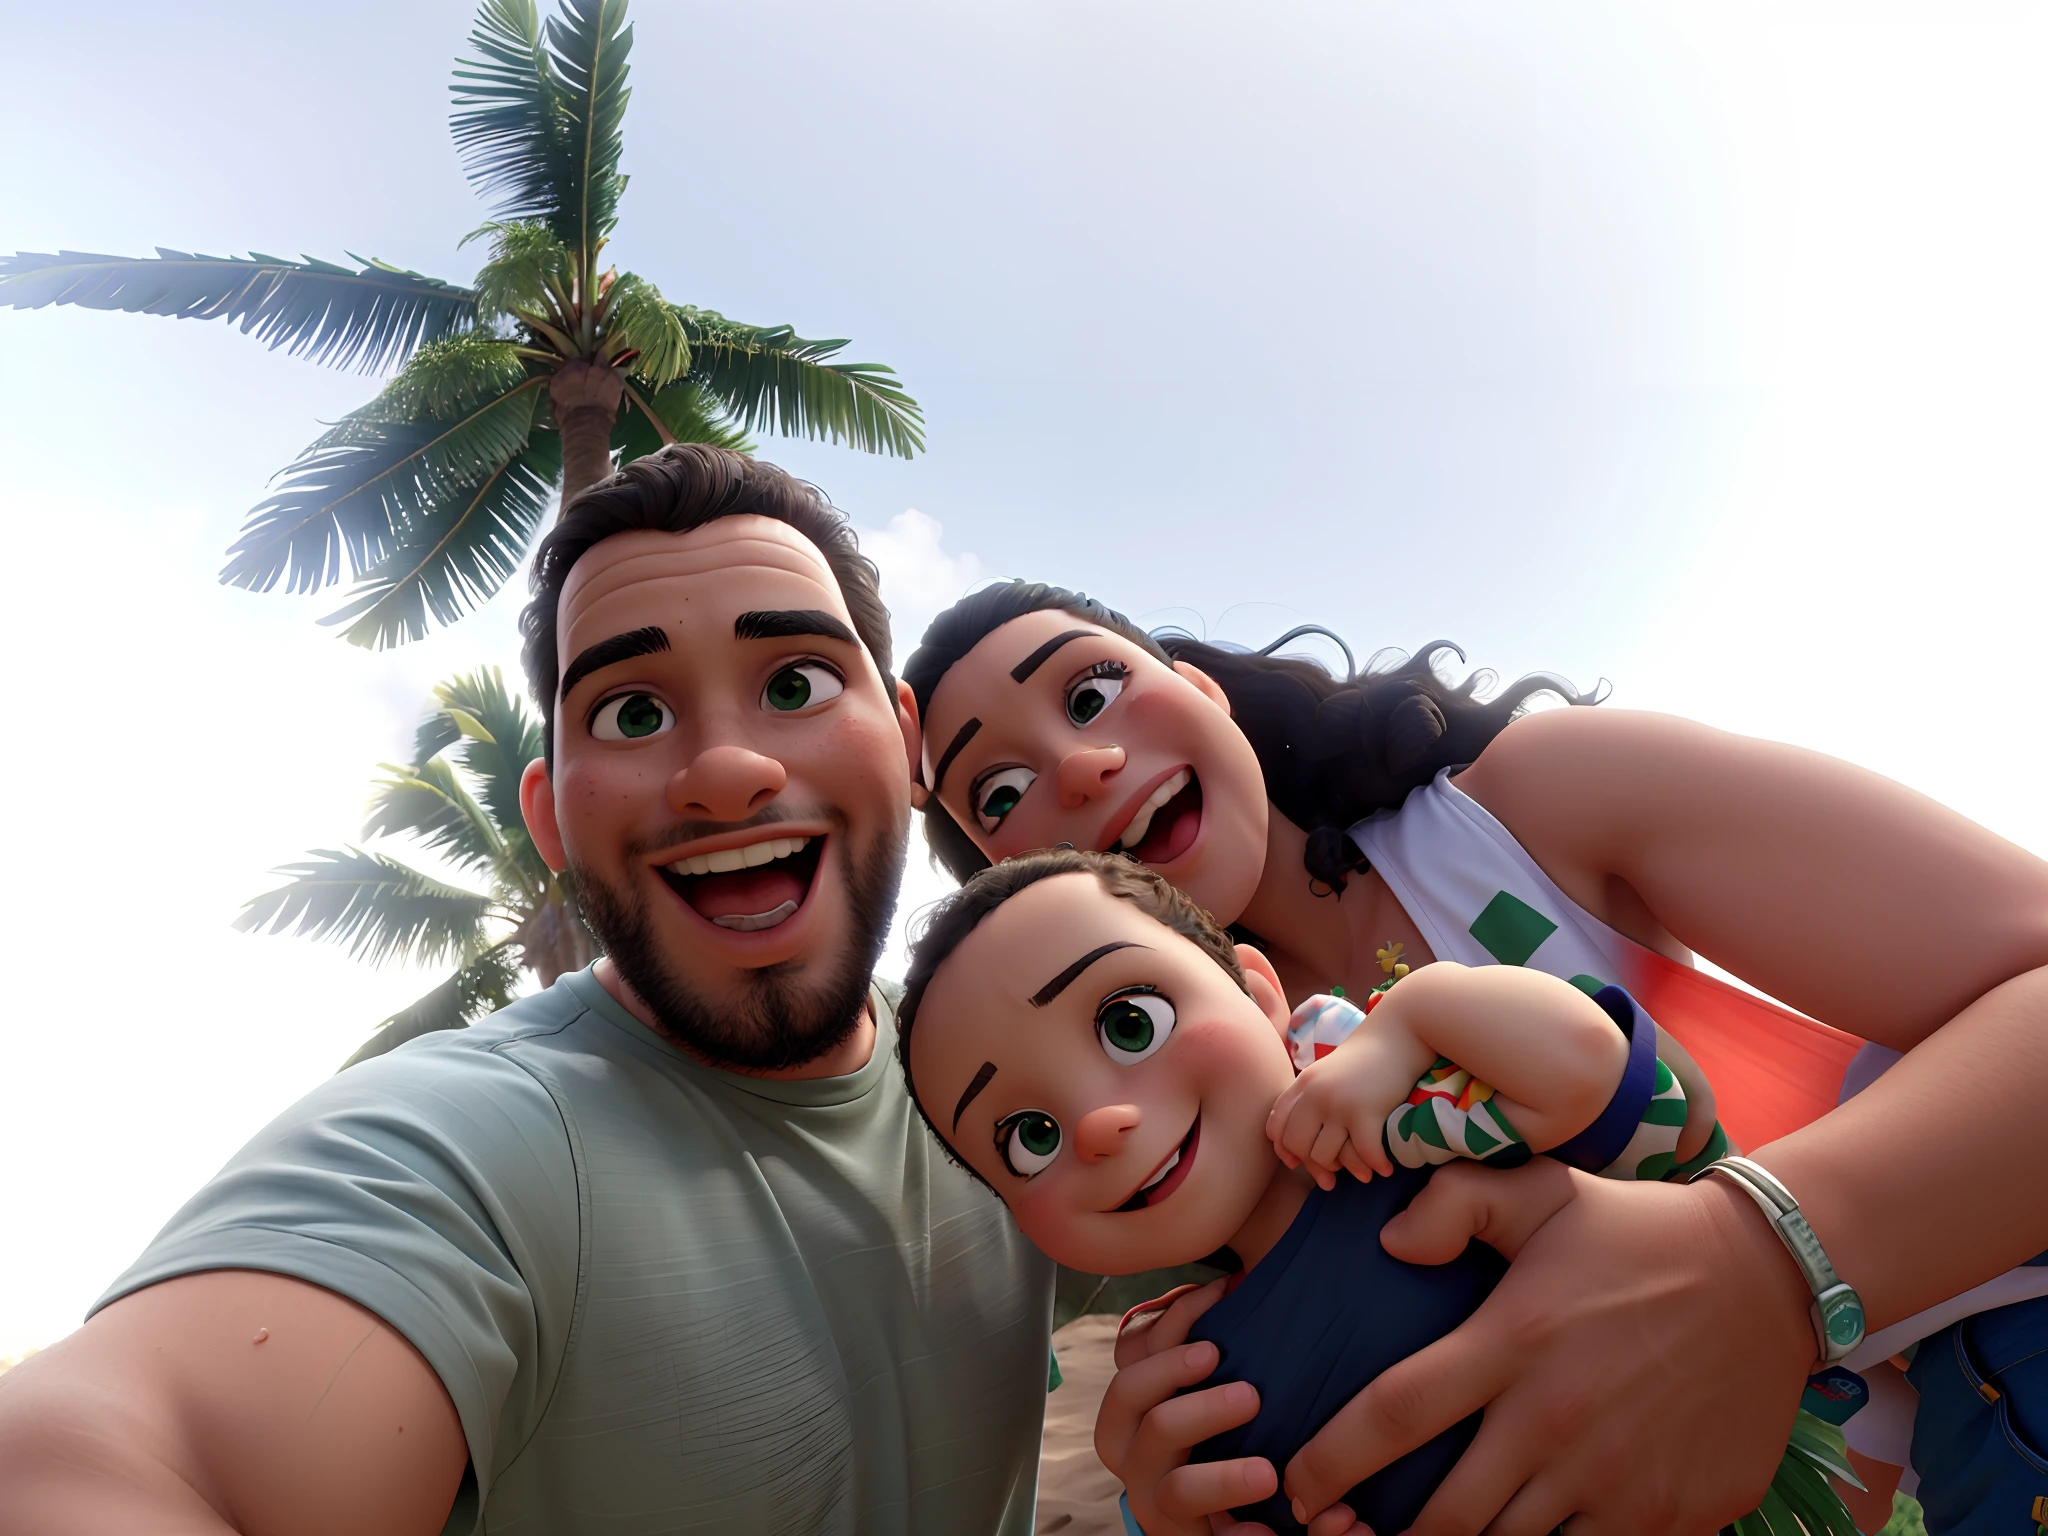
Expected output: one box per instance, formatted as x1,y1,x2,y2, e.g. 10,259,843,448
1906,1294,2048,1534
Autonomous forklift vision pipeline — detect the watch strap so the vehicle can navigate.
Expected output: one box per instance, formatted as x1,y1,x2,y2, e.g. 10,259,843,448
1690,1155,1866,1363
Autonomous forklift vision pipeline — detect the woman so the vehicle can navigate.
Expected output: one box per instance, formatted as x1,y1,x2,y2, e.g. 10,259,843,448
902,580,2048,1536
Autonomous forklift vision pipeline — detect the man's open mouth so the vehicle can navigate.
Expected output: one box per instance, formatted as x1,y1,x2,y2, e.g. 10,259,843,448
1117,1119,1200,1212
1110,768,1204,866
655,833,825,933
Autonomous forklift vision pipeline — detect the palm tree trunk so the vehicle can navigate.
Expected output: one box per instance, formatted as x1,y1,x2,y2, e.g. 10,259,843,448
550,358,628,515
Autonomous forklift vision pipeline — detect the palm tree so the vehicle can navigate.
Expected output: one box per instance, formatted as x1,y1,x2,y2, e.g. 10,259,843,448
238,667,588,1067
0,0,923,650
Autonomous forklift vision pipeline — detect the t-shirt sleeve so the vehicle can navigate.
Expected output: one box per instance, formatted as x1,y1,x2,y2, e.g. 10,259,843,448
90,1035,582,1519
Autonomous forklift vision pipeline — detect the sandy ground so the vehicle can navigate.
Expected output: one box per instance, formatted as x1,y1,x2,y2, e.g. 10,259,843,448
1038,1313,1128,1536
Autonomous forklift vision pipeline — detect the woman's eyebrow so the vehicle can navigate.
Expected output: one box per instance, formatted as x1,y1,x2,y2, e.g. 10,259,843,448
1030,941,1147,1008
1010,628,1102,684
928,717,983,793
953,1060,999,1131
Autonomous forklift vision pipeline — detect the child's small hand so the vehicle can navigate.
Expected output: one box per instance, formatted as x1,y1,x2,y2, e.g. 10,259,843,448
1267,1009,1428,1189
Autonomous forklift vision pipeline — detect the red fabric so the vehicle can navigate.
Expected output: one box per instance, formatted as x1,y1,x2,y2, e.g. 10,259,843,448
1620,948,1865,1152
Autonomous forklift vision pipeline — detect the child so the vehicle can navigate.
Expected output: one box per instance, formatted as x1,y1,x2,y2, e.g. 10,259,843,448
897,847,1857,1536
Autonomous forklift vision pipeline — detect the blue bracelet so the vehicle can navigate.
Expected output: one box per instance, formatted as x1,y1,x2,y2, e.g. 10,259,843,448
1118,1490,1145,1536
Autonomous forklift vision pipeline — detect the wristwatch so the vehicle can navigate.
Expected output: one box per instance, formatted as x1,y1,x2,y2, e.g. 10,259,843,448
1689,1155,1866,1363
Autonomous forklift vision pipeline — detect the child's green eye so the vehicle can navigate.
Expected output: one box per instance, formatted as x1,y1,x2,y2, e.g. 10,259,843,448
1097,990,1175,1064
997,1110,1062,1177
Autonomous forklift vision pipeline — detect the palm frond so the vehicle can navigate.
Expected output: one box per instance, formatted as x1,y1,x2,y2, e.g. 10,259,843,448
428,668,545,834
220,376,545,595
339,943,523,1070
614,378,752,462
0,249,475,373
236,847,492,968
1730,1412,1863,1536
467,219,575,332
321,431,563,647
603,272,687,386
451,0,633,262
680,307,924,458
357,333,528,422
366,757,506,873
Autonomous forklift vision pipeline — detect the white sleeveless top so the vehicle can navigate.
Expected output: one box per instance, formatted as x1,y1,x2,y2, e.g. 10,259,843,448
1347,768,2048,1381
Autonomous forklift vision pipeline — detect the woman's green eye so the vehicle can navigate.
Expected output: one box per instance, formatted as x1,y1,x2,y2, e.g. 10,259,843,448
1098,991,1176,1064
998,1110,1062,1177
763,663,845,712
1066,663,1128,726
592,692,673,741
973,767,1038,833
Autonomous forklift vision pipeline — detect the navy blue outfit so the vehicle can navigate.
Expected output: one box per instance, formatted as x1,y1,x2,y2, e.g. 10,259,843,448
1185,1165,1507,1536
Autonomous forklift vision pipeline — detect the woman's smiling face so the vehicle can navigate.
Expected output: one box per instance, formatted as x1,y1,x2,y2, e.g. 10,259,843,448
919,609,1270,925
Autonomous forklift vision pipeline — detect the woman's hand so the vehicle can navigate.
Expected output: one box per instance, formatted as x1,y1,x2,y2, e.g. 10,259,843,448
1279,1159,1817,1535
1094,1280,1282,1536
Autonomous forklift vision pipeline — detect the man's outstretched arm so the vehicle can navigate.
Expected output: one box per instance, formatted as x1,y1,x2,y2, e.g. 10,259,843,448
0,1269,467,1536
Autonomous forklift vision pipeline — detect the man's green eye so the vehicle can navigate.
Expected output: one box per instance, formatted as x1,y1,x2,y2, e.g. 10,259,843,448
973,767,1038,833
592,692,673,741
764,663,845,712
998,1110,1062,1177
1097,991,1175,1064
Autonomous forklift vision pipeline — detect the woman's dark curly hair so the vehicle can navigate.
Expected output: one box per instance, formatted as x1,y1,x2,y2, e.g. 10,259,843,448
901,580,1599,895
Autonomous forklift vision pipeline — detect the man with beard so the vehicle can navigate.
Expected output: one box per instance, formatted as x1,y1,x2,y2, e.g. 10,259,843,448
0,446,1054,1535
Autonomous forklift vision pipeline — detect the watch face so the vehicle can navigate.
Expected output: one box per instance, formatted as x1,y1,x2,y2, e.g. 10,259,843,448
1822,1291,1866,1350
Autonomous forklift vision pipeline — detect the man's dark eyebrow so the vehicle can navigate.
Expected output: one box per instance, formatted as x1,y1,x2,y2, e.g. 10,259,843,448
1010,628,1101,684
560,625,671,701
734,609,859,647
929,717,982,794
1029,941,1147,1008
952,1060,999,1132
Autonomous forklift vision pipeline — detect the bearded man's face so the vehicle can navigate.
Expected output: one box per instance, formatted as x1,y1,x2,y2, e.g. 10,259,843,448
521,518,913,1071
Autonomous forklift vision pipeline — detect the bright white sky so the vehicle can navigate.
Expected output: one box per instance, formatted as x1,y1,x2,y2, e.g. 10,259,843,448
0,1,2041,1358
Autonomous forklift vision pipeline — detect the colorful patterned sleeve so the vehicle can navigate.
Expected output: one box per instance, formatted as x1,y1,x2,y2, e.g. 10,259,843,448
1283,991,1724,1180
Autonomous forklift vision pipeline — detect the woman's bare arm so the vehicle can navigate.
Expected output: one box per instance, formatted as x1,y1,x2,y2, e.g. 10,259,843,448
0,1270,467,1536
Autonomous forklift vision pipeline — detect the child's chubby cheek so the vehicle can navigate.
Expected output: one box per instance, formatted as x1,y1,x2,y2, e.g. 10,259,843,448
1170,1012,1295,1108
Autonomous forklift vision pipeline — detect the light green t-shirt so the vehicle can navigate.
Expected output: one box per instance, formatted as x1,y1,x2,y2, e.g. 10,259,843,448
95,969,1056,1534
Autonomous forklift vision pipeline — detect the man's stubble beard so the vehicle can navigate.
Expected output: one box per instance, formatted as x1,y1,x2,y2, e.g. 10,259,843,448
570,816,907,1072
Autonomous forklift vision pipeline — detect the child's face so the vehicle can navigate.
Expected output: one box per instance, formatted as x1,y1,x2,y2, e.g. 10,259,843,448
908,872,1296,1275
917,608,1271,925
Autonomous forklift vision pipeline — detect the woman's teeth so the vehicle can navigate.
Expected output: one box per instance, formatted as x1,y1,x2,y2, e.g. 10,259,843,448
666,835,811,877
1117,769,1191,851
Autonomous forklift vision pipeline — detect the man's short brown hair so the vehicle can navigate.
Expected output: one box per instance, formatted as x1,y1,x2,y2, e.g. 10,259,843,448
520,445,893,763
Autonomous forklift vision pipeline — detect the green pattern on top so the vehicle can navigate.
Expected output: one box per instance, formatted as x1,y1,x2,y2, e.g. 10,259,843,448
1567,973,1606,996
1469,890,1558,967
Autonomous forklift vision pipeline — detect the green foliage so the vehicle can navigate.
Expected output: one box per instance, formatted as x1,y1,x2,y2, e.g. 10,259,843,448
236,848,496,970
615,379,753,460
0,249,476,372
220,377,547,596
340,944,524,1069
467,220,576,332
243,668,587,1062
8,0,924,645
1877,1493,1927,1536
452,0,633,263
1727,1411,1863,1536
681,307,926,459
321,430,563,649
603,272,688,386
